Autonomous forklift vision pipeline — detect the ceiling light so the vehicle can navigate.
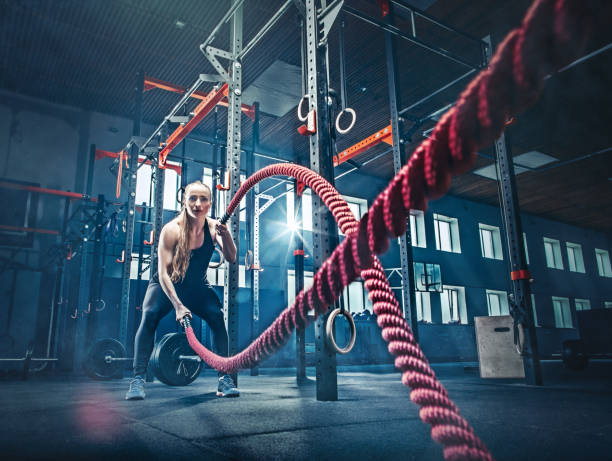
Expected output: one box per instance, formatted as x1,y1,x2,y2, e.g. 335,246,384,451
175,19,186,29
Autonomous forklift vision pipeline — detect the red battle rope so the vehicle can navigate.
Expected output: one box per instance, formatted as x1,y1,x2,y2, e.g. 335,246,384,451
183,1,608,459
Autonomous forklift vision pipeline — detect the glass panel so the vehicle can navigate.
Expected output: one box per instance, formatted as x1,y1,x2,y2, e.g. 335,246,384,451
439,220,452,252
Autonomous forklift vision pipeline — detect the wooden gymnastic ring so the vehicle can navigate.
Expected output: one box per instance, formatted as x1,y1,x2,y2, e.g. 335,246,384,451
325,308,356,355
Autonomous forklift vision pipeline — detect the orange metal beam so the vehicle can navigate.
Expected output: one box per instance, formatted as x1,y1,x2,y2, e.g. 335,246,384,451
95,149,182,175
159,83,229,167
333,124,393,167
144,76,256,121
0,224,59,235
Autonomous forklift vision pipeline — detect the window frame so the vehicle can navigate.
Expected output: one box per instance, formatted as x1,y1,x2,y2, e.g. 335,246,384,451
479,223,503,260
595,248,612,277
566,242,585,273
552,296,573,328
440,285,467,324
543,237,564,270
485,289,510,316
433,213,461,254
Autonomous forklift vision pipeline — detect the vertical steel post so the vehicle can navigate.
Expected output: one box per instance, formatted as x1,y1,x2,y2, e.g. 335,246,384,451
86,194,105,345
223,0,243,385
151,140,166,300
305,0,338,401
384,4,419,340
294,180,306,382
119,70,144,348
249,103,259,376
483,37,542,386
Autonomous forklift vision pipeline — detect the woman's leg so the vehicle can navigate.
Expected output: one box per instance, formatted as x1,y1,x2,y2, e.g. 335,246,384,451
188,286,229,359
132,282,173,377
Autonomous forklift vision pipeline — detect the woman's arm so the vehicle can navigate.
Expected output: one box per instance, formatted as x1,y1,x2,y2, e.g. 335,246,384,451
215,221,237,263
157,224,191,321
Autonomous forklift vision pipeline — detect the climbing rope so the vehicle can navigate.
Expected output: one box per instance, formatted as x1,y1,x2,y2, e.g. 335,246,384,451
183,1,607,459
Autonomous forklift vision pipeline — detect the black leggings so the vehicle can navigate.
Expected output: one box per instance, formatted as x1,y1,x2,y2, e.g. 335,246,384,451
132,281,228,377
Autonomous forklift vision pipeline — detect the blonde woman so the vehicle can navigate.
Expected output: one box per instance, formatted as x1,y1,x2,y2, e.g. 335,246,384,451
126,181,239,400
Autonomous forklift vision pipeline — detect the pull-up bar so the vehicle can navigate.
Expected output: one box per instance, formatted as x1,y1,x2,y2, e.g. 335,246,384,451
158,83,229,167
144,76,256,120
333,125,392,167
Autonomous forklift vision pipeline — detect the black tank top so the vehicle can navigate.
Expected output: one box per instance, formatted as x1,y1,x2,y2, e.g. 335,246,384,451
152,218,215,287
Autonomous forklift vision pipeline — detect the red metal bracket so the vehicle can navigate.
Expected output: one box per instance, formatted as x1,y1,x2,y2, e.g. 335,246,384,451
376,0,390,17
296,181,305,197
297,110,316,136
216,170,231,191
159,83,229,168
293,249,305,256
143,76,256,121
144,229,154,245
116,250,125,264
96,149,182,175
334,124,392,166
510,269,531,280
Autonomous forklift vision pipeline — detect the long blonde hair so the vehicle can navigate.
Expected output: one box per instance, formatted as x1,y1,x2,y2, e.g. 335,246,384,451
169,181,212,283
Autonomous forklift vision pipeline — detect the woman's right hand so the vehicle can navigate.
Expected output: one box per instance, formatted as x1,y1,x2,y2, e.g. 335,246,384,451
175,304,192,324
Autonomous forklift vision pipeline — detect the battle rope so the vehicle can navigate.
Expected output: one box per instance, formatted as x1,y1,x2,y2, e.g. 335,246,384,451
183,1,607,459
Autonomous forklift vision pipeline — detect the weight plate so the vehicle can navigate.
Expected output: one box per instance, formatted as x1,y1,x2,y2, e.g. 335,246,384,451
151,332,202,386
84,338,126,380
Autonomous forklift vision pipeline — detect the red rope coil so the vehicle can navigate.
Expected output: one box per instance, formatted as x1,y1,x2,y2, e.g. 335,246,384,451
184,1,607,459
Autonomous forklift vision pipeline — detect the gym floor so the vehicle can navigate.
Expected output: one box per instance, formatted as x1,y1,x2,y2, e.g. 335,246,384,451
2,361,611,461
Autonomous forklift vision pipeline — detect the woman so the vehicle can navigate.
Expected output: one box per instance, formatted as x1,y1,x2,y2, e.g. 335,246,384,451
126,180,239,400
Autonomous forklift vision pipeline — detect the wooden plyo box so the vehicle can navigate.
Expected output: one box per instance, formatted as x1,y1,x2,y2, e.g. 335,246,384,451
474,315,525,379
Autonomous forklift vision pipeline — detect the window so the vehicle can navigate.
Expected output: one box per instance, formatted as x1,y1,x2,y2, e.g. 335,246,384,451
595,249,612,277
340,279,373,313
413,262,442,292
339,195,368,236
605,302,612,309
203,168,246,221
130,253,150,280
552,296,572,328
415,291,432,323
207,265,247,288
531,294,539,327
440,285,467,324
410,210,426,248
486,289,509,316
543,237,563,269
287,269,314,306
566,242,585,273
479,224,503,260
574,298,591,311
523,233,529,265
433,214,461,253
136,160,180,211
286,186,312,231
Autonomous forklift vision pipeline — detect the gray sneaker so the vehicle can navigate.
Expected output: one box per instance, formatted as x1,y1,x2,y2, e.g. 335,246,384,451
217,375,240,397
125,376,146,400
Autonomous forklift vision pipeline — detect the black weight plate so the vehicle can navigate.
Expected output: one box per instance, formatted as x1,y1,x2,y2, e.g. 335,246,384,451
84,338,126,380
149,332,173,384
152,332,201,386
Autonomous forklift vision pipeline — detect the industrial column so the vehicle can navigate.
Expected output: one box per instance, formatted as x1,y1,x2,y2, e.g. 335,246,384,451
119,70,144,349
384,3,419,340
305,0,341,401
223,0,244,385
485,38,542,386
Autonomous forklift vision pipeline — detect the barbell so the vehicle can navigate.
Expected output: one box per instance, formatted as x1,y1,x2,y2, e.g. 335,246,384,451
0,342,58,380
84,333,203,385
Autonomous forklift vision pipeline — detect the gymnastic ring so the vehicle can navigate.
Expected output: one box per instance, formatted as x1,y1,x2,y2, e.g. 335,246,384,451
208,246,225,269
297,95,310,122
335,108,356,134
325,308,356,355
176,186,185,205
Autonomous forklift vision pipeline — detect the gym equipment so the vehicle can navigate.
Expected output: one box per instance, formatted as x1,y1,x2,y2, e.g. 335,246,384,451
149,332,202,386
0,342,58,380
474,315,525,379
85,334,202,385
325,308,356,354
83,338,127,380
